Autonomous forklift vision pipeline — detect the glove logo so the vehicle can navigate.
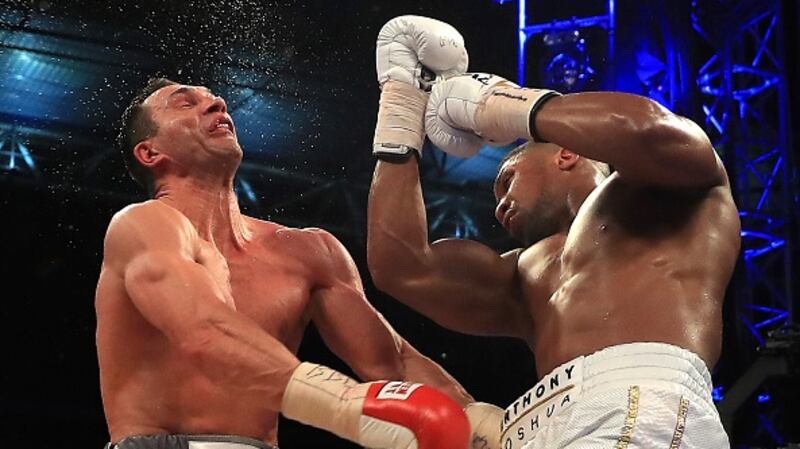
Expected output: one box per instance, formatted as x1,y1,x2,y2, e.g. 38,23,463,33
439,36,460,48
376,381,423,401
471,73,492,86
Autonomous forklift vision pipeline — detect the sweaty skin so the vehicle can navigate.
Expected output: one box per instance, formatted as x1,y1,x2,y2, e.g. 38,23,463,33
367,91,741,377
96,84,471,446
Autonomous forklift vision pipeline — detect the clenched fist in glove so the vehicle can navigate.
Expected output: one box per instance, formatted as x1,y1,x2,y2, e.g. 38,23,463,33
426,73,561,158
282,362,470,449
373,16,468,161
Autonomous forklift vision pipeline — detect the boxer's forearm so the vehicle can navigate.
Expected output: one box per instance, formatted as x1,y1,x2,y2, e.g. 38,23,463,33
534,92,722,187
367,159,432,287
179,311,301,408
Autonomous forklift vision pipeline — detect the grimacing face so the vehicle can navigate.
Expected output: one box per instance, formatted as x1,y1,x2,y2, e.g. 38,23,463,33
494,151,563,245
139,84,242,171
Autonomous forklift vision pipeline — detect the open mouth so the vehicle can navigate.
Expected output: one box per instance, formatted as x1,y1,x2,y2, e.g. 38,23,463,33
208,116,235,135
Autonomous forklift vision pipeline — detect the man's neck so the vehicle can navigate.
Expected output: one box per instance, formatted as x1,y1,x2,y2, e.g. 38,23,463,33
566,164,606,222
154,176,252,251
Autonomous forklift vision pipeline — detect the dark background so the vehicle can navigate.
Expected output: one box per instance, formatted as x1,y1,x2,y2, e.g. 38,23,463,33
1,0,798,448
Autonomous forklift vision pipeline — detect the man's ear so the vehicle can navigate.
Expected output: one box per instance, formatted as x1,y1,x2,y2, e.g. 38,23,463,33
132,140,164,169
555,148,580,171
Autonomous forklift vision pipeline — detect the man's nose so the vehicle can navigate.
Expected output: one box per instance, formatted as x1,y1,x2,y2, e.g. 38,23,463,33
205,96,227,114
495,197,511,223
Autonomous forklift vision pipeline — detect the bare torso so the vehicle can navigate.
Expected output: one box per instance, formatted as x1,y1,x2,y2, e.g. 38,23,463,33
516,173,740,375
96,212,324,444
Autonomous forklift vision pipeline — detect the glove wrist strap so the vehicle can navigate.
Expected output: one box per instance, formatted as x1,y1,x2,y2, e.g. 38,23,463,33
475,85,560,144
464,402,504,449
281,362,366,442
373,81,428,158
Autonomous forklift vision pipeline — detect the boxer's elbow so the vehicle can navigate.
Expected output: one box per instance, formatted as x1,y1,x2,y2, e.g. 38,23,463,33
367,253,394,292
648,116,722,187
368,248,420,295
368,261,423,300
368,222,432,286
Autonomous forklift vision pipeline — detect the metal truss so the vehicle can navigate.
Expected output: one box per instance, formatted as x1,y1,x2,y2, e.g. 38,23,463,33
510,0,615,87
692,0,796,346
0,125,39,178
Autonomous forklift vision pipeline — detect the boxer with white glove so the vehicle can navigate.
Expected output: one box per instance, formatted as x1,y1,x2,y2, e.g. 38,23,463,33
282,362,470,449
371,21,505,448
425,73,561,157
373,15,468,161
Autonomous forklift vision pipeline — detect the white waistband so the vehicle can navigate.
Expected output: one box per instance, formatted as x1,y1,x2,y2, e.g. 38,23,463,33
500,342,715,448
579,342,713,399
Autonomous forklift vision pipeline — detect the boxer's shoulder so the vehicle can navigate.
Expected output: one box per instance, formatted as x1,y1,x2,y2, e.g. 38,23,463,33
243,217,340,262
112,200,194,230
107,200,198,244
244,216,327,243
103,201,201,275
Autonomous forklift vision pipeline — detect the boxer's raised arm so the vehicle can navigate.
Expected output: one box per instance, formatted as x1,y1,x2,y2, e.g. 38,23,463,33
368,160,526,337
533,92,725,189
102,201,299,409
426,74,726,190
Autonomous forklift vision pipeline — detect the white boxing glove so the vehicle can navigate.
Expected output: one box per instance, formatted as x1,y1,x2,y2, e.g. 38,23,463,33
426,73,561,158
464,402,504,449
426,73,509,158
373,16,469,160
376,15,468,89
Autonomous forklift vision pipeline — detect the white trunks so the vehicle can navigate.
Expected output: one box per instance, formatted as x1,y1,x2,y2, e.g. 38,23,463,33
501,342,730,449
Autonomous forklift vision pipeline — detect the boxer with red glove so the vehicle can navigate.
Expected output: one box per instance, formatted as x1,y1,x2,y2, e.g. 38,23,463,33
282,363,470,449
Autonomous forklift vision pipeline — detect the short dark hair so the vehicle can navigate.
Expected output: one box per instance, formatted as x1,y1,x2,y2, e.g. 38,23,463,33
498,142,612,177
117,77,179,195
499,142,533,168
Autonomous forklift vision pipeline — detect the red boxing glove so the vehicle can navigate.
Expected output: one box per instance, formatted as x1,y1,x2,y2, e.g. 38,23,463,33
361,381,471,449
281,363,470,449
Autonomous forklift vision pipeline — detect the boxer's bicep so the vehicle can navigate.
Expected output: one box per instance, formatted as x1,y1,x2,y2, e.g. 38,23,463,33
612,114,726,189
387,238,524,337
104,203,225,342
536,92,725,189
124,251,229,342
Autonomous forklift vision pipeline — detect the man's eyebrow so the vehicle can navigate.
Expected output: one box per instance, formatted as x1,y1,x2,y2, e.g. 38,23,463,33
168,86,213,99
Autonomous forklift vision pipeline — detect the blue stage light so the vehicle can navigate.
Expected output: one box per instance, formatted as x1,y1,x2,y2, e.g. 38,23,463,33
17,142,36,170
712,386,724,402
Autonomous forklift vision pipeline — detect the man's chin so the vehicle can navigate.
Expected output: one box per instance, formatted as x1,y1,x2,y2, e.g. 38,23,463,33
210,142,243,158
505,221,526,243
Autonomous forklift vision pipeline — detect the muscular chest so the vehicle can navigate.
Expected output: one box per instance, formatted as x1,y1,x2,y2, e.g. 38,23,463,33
517,237,564,315
225,249,314,343
195,238,315,346
516,179,638,303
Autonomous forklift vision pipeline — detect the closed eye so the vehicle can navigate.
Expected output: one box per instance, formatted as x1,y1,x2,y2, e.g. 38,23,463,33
500,172,512,192
170,93,196,109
